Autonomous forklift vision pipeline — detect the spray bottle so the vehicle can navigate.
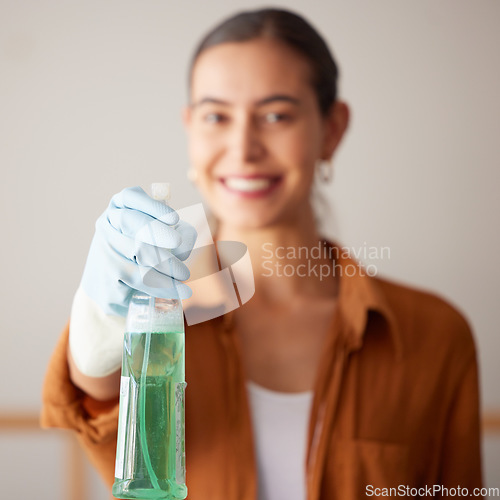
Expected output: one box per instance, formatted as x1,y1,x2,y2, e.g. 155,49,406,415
112,183,187,500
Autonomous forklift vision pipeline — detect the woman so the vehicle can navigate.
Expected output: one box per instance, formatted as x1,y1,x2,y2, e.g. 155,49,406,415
41,8,483,500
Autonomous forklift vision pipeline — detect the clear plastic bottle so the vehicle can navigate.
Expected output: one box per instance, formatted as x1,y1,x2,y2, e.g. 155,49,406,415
113,183,187,500
112,294,187,500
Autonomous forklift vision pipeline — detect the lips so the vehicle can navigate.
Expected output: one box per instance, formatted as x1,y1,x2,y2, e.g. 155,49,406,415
220,175,282,197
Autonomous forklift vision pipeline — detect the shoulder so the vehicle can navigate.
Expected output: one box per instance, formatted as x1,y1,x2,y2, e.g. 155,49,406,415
371,274,477,364
374,274,471,330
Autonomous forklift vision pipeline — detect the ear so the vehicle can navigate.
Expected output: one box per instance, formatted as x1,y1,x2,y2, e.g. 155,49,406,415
321,100,350,160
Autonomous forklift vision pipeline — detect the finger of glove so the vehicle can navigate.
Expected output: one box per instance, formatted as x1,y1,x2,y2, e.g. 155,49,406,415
110,186,179,225
103,224,189,280
170,220,198,262
135,243,190,281
107,207,181,248
92,218,189,284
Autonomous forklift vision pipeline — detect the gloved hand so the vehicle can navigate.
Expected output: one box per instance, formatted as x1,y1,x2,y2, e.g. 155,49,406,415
69,186,197,377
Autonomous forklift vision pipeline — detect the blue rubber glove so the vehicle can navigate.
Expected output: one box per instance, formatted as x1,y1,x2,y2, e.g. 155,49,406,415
69,186,197,377
82,186,196,315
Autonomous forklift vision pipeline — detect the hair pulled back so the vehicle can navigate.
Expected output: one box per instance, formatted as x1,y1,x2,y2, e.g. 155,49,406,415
189,8,339,116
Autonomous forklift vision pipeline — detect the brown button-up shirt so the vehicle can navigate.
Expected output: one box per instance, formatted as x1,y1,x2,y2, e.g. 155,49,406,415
41,248,483,499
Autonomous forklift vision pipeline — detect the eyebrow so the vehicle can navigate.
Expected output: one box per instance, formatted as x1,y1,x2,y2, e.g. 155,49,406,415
190,94,300,109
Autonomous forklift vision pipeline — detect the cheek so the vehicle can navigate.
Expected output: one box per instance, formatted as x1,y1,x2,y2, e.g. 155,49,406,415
188,130,217,171
187,131,223,202
279,122,322,174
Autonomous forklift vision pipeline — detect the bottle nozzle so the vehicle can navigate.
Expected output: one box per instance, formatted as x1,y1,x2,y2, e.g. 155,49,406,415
151,183,171,203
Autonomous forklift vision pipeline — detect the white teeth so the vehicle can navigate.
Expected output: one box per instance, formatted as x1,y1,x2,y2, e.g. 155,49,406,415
224,177,273,192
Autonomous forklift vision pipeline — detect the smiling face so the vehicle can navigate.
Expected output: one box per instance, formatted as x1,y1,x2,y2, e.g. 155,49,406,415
184,37,344,231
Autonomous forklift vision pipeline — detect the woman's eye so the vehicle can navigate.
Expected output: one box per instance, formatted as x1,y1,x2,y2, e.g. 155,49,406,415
204,113,227,124
263,112,290,124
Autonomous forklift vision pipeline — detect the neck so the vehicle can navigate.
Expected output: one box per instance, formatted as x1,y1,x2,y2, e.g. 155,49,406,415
216,205,338,303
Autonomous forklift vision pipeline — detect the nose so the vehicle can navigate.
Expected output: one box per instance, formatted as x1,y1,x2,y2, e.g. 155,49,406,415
228,114,265,163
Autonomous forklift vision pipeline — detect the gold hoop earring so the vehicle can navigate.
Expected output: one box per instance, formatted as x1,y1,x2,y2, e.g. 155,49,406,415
316,159,333,183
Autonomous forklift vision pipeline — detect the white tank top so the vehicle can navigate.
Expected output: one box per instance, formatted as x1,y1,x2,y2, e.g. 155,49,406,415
246,381,314,500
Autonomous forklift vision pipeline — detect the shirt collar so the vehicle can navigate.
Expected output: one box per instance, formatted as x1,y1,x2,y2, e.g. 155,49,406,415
331,241,404,359
217,239,404,359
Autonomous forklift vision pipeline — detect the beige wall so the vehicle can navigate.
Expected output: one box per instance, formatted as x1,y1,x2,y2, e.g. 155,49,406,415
1,0,499,497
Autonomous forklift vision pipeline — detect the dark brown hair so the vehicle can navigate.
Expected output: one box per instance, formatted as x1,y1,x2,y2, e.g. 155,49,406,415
188,8,339,116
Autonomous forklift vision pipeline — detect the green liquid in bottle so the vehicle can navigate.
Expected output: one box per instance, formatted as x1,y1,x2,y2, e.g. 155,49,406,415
112,330,187,500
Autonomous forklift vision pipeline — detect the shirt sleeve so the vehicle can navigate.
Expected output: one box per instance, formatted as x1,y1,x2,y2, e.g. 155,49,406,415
40,323,119,487
438,345,483,497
